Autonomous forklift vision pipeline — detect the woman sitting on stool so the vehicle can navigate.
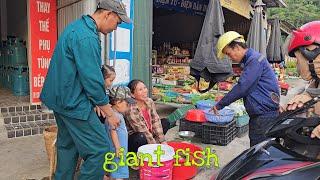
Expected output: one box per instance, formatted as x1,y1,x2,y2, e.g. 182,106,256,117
125,79,170,153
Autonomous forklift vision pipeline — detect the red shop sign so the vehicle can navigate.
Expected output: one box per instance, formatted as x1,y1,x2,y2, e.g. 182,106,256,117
28,0,57,104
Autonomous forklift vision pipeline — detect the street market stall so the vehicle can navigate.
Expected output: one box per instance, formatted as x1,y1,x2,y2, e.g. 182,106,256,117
151,0,252,107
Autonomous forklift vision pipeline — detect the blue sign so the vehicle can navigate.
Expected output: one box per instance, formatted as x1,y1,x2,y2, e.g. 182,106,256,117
154,0,209,16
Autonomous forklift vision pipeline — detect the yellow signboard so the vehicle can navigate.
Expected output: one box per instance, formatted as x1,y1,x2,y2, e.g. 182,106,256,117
220,0,252,19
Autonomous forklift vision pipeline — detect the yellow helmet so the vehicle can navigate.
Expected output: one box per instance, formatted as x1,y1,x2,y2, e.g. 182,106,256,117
216,31,245,59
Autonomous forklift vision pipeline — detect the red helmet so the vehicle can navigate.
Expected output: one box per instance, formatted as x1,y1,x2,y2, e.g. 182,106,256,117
288,21,320,57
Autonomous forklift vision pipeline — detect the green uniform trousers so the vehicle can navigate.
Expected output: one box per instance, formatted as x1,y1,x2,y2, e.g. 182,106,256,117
54,110,109,180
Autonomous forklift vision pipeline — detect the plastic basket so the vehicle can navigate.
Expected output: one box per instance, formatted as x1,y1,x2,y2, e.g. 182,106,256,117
235,114,249,127
191,95,202,105
165,91,179,98
201,120,236,146
181,93,195,101
237,124,249,138
179,118,203,138
167,105,196,127
43,126,57,178
153,84,175,90
204,108,234,124
162,96,174,102
196,100,215,110
185,109,206,122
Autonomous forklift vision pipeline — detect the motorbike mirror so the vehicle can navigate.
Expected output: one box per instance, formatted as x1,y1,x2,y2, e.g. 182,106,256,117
265,96,320,137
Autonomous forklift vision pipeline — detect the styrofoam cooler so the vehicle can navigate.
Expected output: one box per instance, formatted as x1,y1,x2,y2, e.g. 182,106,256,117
138,144,175,180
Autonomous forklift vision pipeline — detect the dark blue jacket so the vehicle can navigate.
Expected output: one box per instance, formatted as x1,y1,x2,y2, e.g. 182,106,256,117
216,48,279,116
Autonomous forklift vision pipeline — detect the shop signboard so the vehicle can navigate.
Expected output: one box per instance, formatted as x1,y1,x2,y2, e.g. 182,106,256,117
154,0,251,18
153,0,208,16
28,0,57,104
220,0,252,19
108,0,134,85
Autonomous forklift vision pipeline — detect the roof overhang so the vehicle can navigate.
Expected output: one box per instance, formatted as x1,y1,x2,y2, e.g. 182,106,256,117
251,0,287,8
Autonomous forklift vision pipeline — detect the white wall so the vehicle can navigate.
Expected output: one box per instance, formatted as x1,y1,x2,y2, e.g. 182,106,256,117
6,0,28,41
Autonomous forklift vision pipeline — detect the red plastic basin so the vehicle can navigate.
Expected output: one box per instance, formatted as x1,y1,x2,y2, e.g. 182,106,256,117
185,109,206,122
167,141,203,180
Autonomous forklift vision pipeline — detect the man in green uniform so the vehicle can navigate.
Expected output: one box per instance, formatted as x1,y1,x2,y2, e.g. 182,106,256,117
40,0,131,179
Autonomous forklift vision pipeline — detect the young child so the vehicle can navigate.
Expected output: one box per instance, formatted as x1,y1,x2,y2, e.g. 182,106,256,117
101,65,116,89
105,86,135,180
98,65,116,123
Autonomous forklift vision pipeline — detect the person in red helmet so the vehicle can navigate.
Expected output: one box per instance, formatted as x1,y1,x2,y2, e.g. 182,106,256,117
284,21,320,139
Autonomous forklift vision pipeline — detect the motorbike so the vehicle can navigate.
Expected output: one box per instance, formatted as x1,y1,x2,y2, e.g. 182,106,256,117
211,97,320,179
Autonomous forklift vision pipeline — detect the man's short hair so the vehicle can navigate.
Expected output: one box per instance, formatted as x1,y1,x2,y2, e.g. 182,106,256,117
228,40,248,49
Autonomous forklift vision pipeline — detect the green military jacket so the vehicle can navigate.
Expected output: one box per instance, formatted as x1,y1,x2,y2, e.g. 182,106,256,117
40,15,109,120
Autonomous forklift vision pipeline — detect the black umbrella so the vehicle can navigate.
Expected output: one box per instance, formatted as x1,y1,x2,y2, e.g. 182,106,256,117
247,0,267,56
267,18,284,62
190,0,232,93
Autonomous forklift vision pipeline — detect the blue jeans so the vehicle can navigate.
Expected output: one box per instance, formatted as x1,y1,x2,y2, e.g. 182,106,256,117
249,112,279,147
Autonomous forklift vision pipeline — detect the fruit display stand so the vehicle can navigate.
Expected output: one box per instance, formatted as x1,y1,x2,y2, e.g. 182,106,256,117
151,46,247,111
153,78,237,110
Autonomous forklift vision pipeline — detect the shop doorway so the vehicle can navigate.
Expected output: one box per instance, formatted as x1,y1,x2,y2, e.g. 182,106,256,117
0,0,56,139
151,2,251,105
0,0,30,108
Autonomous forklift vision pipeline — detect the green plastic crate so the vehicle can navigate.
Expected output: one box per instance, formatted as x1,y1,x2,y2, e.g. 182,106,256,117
167,104,196,127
